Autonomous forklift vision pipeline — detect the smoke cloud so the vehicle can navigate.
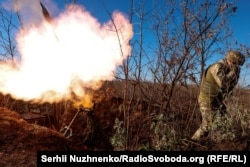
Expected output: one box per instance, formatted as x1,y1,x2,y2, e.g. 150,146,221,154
0,1,133,107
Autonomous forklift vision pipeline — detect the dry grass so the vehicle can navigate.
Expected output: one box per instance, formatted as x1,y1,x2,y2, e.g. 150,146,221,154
0,80,250,152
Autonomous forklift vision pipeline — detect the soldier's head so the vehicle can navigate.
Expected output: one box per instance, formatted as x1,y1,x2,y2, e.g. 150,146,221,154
225,50,245,66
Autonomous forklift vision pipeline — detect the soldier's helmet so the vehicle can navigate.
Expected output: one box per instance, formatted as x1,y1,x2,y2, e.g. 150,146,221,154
225,50,245,66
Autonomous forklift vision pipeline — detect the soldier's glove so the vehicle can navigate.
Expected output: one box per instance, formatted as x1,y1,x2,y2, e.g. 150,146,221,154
225,65,240,92
227,65,240,79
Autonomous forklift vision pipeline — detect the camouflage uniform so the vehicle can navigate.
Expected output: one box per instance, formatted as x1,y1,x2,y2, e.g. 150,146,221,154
192,50,245,141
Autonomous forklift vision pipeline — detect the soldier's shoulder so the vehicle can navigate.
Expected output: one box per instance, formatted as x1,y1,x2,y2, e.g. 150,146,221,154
208,62,223,71
207,61,226,77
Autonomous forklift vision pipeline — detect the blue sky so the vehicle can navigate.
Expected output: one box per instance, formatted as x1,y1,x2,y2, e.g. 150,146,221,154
1,0,249,85
66,0,250,86
3,0,249,59
51,0,250,45
230,0,250,46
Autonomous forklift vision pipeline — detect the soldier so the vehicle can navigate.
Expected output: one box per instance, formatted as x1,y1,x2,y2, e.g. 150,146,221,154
191,50,245,141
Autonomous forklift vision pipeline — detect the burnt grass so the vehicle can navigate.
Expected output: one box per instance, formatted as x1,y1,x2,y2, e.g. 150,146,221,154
0,80,250,166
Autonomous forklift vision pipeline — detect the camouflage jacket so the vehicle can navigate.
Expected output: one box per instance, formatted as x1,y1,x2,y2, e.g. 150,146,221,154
199,59,240,103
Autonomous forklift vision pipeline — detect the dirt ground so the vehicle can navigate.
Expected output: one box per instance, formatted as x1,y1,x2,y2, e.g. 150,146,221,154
0,105,249,167
0,107,90,167
0,82,250,167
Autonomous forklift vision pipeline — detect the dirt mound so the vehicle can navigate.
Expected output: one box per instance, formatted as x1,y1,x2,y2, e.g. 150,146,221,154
0,107,88,167
0,81,250,166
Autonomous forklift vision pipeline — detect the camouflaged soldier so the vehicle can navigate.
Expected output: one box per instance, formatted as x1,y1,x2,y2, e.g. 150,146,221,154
191,50,245,141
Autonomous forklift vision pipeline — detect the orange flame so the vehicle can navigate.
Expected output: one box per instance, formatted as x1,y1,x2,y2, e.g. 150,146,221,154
0,4,133,107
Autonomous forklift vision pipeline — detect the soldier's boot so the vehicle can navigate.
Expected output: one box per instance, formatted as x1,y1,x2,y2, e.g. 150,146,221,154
191,128,208,141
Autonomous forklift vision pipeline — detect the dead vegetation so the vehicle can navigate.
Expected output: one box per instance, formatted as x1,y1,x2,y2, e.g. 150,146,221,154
0,81,249,164
0,0,250,166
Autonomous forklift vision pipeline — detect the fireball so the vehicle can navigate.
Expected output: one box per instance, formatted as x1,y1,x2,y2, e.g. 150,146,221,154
0,2,133,108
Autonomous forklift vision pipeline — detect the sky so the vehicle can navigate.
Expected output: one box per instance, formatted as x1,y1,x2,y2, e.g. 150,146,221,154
230,0,250,47
1,0,250,86
57,0,250,86
52,0,250,84
51,0,250,44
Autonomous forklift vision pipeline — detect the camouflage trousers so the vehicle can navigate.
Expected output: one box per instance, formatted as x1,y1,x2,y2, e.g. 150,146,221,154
192,101,227,140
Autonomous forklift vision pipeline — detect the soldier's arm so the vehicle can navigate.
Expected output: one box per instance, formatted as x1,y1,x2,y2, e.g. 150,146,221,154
226,65,240,80
225,65,240,92
209,63,224,88
213,64,240,95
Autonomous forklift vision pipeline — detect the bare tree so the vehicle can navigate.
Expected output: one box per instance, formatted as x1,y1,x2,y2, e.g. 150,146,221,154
111,0,243,150
0,7,18,62
141,0,240,114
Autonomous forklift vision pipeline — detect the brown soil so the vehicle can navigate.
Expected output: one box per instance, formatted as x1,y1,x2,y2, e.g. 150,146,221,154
0,81,250,167
0,107,89,167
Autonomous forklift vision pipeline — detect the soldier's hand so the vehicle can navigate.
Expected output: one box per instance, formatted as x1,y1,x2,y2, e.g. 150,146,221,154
227,65,240,79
